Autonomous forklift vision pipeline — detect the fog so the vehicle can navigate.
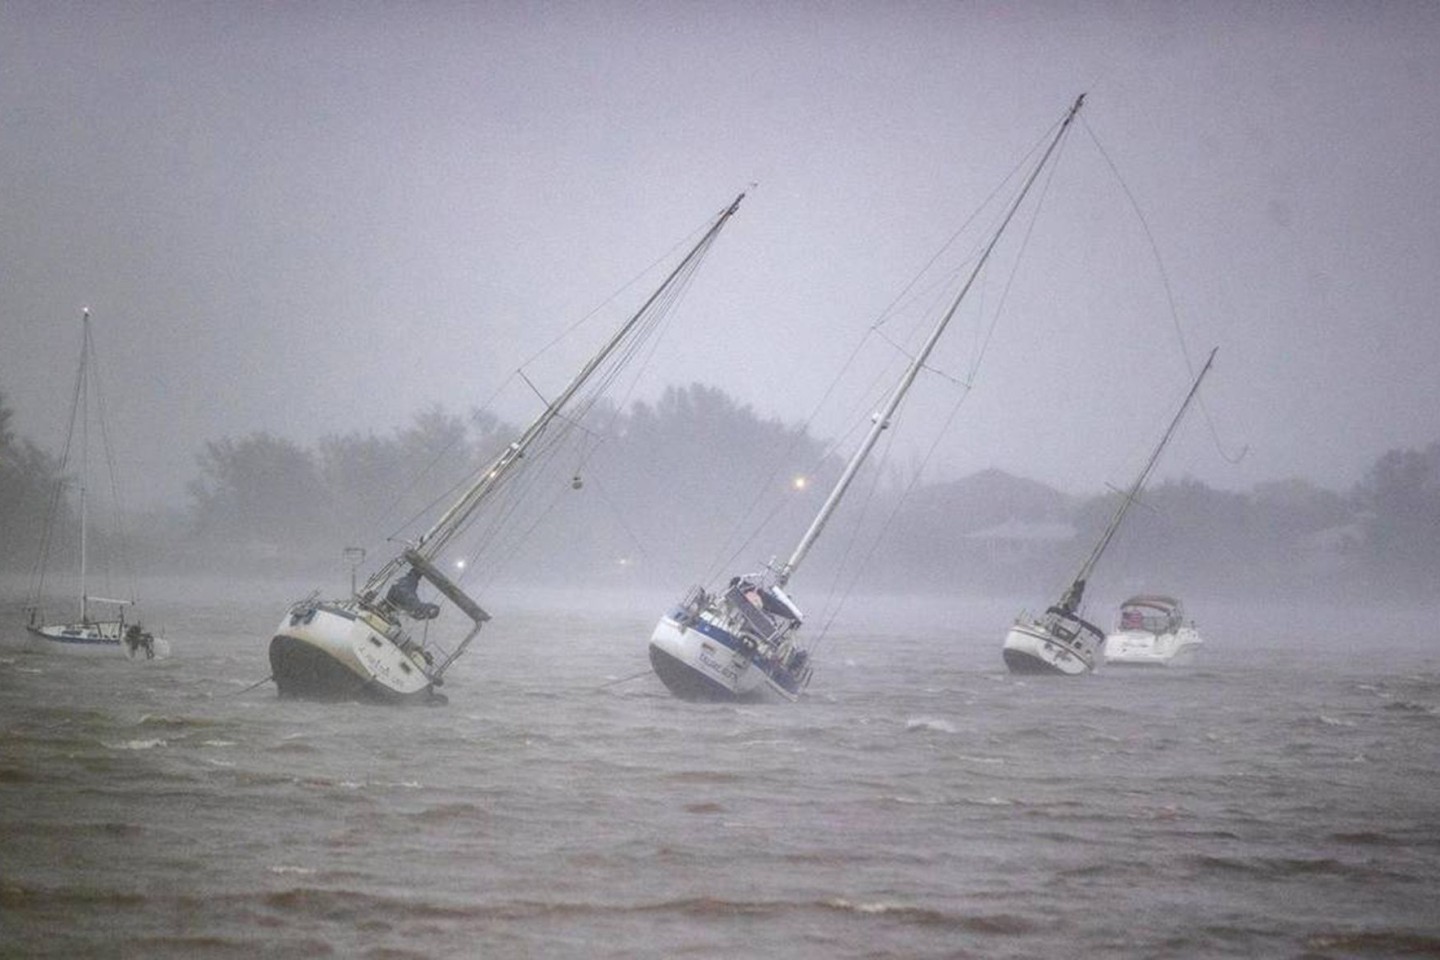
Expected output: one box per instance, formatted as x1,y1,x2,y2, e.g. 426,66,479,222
3,3,1440,609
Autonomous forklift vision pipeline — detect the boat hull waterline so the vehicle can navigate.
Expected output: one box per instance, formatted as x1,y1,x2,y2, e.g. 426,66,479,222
1000,616,1100,676
1102,627,1203,667
648,613,801,703
26,621,160,659
270,603,446,705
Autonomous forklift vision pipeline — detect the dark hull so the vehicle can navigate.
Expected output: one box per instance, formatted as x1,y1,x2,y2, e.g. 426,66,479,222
1002,646,1073,676
648,642,754,703
269,635,445,706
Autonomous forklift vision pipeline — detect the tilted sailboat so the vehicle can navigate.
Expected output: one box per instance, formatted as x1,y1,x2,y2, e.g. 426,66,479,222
25,309,158,659
270,193,745,703
649,95,1088,703
1001,347,1217,675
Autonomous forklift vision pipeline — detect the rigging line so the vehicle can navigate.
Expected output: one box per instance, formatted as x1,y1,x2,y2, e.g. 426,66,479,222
1079,116,1248,466
808,409,906,655
967,113,1072,383
577,466,656,568
512,212,718,373
534,237,716,486
699,325,881,585
373,384,520,542
398,417,562,568
29,313,90,603
873,324,973,388
450,415,588,576
449,435,561,564
466,466,574,595
385,458,481,545
411,201,740,577
385,384,572,549
702,406,875,586
88,321,138,602
814,371,976,650
587,260,707,445
803,119,1076,644
516,369,552,408
871,122,1053,332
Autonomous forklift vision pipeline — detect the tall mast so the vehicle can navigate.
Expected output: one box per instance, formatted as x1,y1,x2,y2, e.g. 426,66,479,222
777,94,1086,585
78,309,91,624
1058,347,1217,611
366,192,746,591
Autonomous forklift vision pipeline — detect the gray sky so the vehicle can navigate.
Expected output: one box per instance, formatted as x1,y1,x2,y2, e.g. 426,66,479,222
3,1,1438,509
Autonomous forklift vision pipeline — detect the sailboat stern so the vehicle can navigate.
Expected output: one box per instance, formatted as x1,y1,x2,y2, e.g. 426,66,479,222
270,601,442,704
648,613,759,702
1001,609,1101,676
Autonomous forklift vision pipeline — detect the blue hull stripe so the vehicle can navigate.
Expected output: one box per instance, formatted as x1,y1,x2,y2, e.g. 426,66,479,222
666,610,803,698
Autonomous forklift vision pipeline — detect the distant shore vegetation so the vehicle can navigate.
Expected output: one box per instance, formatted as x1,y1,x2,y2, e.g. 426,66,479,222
2,384,1435,602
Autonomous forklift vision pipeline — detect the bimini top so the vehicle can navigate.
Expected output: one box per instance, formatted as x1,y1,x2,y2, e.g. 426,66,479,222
1118,595,1183,633
1119,594,1181,613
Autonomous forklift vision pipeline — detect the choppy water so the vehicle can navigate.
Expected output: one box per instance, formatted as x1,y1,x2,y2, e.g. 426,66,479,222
2,583,1438,959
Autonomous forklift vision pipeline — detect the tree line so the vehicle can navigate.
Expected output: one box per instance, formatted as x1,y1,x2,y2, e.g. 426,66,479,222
2,384,1436,602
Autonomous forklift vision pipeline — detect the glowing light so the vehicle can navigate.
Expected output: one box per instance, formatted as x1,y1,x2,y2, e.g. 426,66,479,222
792,475,808,491
454,559,466,571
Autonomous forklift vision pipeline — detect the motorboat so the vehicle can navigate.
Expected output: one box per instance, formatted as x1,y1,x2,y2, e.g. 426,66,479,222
1102,594,1203,667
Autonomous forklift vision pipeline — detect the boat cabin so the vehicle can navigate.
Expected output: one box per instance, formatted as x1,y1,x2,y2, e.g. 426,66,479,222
1117,595,1183,635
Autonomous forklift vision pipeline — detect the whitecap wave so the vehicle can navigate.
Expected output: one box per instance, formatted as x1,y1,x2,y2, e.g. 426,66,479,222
905,717,956,734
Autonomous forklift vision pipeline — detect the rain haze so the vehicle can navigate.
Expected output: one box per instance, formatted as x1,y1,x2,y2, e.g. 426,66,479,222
5,6,1440,958
4,2,1439,509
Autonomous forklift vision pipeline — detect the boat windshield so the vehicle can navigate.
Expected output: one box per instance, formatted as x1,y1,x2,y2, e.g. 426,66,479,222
1119,599,1180,634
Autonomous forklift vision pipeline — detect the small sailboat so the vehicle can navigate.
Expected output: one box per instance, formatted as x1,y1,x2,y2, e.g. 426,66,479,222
269,193,745,703
649,95,1089,703
1001,348,1217,675
24,309,159,659
1102,594,1203,667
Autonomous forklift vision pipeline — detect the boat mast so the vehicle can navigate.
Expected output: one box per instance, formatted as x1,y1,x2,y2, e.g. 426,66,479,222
78,309,91,624
776,94,1086,587
365,192,746,592
1057,347,1217,612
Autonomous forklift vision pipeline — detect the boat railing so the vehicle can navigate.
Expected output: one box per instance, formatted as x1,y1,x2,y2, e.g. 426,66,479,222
679,585,708,619
724,584,779,645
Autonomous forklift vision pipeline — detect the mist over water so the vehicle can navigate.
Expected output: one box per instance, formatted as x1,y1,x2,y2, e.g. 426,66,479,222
4,4,1440,955
2,580,1436,958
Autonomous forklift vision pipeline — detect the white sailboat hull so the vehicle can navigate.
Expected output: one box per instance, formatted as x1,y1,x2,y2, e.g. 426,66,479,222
648,615,793,703
1102,626,1203,667
270,603,443,704
27,621,123,656
1001,615,1099,676
26,620,165,659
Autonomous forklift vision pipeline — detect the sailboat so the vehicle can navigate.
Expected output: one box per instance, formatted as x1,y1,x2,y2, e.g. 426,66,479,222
1000,347,1217,675
649,95,1088,703
269,193,745,703
24,309,159,659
